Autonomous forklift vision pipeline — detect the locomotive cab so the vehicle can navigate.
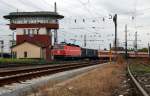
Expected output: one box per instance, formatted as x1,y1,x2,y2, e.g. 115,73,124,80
51,43,81,60
52,44,66,56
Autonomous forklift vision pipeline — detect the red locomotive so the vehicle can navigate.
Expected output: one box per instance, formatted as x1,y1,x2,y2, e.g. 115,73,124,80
52,43,98,60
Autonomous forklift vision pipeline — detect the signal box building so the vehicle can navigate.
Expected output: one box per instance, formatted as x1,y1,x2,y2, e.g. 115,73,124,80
4,11,64,60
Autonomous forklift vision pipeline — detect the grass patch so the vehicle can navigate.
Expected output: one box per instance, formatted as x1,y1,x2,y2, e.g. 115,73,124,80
130,63,150,75
0,58,55,65
27,56,126,96
0,58,84,65
0,58,38,64
129,59,150,75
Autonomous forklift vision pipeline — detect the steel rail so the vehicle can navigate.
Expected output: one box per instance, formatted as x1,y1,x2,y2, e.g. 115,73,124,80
127,64,149,96
0,61,89,77
0,60,87,68
0,61,102,86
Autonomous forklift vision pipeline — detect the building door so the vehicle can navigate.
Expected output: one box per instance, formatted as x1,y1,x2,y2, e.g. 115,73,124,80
24,51,27,58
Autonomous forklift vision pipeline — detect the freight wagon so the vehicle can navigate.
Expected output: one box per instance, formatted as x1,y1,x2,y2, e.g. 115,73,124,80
51,43,98,60
81,48,98,59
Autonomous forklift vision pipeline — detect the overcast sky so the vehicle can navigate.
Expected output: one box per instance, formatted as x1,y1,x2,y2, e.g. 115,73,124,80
0,0,150,52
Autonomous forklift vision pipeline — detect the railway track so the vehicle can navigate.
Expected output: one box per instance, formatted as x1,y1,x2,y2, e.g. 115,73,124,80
0,60,103,87
0,60,108,69
127,64,149,96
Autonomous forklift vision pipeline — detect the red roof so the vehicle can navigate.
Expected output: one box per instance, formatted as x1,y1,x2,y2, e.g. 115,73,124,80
12,40,48,48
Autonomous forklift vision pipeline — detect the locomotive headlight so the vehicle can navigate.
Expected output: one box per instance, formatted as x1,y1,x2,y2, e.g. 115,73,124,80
57,50,60,54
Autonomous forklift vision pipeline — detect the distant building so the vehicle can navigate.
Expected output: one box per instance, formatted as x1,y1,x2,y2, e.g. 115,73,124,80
4,3,64,60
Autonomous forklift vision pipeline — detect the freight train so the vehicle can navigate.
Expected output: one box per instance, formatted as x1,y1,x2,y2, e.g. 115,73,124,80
52,43,98,60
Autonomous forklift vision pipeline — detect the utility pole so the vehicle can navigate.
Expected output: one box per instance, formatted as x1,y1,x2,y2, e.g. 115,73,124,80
125,24,128,59
134,32,138,56
0,40,4,58
113,14,117,59
109,43,112,50
109,43,112,63
11,32,15,59
54,2,57,13
53,2,58,62
148,43,150,58
54,2,58,45
84,34,87,47
99,44,101,50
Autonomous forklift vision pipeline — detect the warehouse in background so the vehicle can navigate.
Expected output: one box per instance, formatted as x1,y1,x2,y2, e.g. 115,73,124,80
3,3,64,60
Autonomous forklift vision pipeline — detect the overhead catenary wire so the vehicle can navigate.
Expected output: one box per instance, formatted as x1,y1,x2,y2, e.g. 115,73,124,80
0,0,150,50
0,0,108,50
